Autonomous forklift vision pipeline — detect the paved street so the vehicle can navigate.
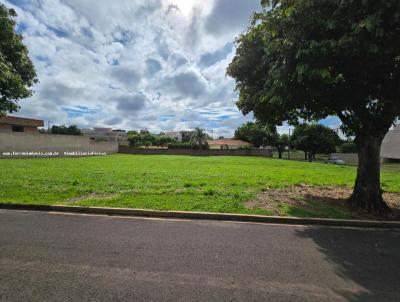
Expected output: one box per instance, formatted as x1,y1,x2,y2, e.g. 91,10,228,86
0,210,399,302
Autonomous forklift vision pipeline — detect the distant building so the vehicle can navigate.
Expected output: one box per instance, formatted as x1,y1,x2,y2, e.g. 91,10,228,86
207,139,253,150
164,131,194,142
381,124,400,161
0,116,44,133
81,128,128,143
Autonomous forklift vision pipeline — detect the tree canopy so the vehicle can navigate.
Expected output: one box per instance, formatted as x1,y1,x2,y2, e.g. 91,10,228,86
190,128,209,149
290,124,340,160
228,0,400,134
339,141,358,154
0,4,37,116
233,122,290,157
51,125,81,136
234,122,276,148
127,131,176,148
228,0,400,213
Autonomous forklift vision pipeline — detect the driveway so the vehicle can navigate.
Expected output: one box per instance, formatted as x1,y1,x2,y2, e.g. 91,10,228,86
0,210,399,302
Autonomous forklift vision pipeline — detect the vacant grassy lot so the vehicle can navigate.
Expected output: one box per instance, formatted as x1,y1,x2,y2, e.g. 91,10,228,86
1,155,399,219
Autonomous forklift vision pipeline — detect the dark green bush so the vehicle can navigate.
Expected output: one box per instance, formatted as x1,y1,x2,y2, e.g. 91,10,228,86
340,142,357,153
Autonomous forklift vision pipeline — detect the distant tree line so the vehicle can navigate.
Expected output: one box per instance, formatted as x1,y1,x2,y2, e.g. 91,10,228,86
290,124,340,161
128,127,210,150
234,122,290,158
235,122,355,160
51,125,81,136
127,130,176,148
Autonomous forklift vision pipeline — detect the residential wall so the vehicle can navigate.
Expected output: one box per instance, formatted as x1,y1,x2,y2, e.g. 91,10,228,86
331,153,359,165
0,124,38,133
22,126,38,133
163,131,194,143
331,153,393,165
119,147,273,157
0,132,118,158
81,128,128,143
0,124,11,131
209,145,243,150
381,126,400,160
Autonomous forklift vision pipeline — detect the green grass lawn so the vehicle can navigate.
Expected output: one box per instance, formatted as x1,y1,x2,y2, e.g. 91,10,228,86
1,155,399,218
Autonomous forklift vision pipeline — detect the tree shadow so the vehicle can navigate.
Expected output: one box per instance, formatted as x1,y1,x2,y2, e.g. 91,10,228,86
302,193,400,221
295,226,400,302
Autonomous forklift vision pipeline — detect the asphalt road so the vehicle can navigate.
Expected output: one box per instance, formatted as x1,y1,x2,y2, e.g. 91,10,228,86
1,210,399,302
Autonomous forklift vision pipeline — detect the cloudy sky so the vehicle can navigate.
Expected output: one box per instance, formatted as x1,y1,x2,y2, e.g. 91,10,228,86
5,0,339,137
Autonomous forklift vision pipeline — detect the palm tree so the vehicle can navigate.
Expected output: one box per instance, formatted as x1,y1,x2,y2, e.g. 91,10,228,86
190,127,208,149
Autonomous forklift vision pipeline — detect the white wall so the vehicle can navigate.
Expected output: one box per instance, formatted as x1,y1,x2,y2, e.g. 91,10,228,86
331,153,359,164
0,132,118,158
381,125,400,160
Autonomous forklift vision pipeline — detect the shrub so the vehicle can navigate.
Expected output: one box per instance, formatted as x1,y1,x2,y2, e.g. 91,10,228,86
51,125,81,136
340,142,357,153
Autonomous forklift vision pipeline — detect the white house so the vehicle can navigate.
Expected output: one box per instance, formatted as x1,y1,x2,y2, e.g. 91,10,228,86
381,124,400,161
163,131,194,142
81,128,128,144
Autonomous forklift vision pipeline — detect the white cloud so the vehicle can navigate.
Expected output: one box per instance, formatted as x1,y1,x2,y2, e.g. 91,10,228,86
5,0,261,137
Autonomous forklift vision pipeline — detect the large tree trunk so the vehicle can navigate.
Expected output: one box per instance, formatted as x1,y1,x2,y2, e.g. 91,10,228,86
349,134,390,214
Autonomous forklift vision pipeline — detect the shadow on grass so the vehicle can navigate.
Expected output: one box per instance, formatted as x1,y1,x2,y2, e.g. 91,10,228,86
283,192,400,221
296,226,400,302
277,194,353,220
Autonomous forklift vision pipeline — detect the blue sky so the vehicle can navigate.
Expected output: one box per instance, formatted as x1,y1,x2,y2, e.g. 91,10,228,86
5,0,340,137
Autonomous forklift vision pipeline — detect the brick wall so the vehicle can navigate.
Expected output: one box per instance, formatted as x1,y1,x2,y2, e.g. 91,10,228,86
119,147,273,157
23,126,38,133
0,124,38,133
0,124,11,131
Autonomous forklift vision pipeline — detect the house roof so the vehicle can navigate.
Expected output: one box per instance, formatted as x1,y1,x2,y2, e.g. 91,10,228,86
0,116,44,127
207,139,252,146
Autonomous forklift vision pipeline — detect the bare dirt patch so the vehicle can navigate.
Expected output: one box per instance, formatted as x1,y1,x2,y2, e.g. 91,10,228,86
66,193,118,203
245,184,400,220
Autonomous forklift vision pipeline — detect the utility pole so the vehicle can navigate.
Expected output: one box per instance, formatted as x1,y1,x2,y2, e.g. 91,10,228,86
208,129,214,139
288,127,291,160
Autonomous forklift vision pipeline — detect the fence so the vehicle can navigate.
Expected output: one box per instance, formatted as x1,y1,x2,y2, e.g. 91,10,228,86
0,132,118,158
119,146,273,157
331,153,359,165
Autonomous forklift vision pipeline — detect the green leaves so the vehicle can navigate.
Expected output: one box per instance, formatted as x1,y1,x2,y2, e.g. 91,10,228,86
227,0,400,136
234,122,277,148
189,128,208,148
291,124,340,157
51,125,81,136
0,4,37,116
228,0,400,212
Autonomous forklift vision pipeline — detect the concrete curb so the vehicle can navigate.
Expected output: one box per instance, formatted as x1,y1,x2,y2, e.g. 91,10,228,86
1,203,400,229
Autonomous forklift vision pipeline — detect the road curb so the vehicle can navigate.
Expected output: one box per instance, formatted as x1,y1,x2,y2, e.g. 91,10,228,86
1,203,400,229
